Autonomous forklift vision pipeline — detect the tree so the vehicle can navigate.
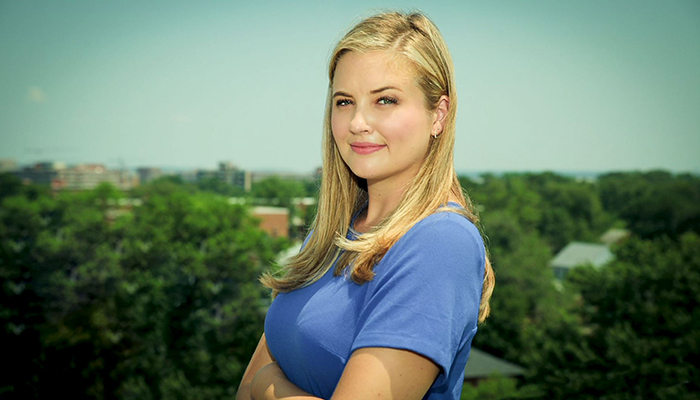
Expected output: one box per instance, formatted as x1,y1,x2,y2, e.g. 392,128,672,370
527,233,700,399
0,182,280,399
0,173,24,201
463,172,613,253
463,173,596,369
472,210,561,366
460,373,523,400
597,171,700,239
250,176,306,209
197,176,246,197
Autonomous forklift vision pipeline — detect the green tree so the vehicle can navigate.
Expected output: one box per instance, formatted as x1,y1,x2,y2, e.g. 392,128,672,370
1,184,121,397
463,172,613,253
251,176,309,239
460,374,522,400
528,233,700,399
0,181,279,399
532,176,611,251
472,210,561,366
251,176,306,209
597,171,700,239
0,172,24,201
197,176,246,197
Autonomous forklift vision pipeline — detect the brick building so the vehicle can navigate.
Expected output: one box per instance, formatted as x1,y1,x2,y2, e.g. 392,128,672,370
252,206,289,238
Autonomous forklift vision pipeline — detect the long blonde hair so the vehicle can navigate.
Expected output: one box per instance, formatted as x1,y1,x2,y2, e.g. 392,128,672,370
261,11,495,322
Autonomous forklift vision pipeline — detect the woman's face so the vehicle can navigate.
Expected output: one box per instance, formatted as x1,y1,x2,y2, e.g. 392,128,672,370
331,50,440,188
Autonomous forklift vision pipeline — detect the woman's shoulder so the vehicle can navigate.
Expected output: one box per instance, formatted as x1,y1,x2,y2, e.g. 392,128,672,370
371,207,486,294
381,207,485,271
403,207,483,247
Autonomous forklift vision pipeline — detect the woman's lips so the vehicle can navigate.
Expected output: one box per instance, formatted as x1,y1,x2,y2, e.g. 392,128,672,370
350,142,386,155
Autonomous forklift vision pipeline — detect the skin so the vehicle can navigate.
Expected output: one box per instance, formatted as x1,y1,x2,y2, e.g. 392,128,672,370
236,50,451,400
331,51,449,231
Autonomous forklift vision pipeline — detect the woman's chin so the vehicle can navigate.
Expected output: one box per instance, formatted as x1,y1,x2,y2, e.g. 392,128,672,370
348,167,384,183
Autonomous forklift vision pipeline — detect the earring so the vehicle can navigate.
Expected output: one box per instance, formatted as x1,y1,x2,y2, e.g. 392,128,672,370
432,129,440,138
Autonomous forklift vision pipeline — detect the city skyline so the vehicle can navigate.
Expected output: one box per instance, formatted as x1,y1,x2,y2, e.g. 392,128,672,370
1,1,699,174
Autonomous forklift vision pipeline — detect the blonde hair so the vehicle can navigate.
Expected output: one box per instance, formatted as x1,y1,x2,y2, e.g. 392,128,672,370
261,11,495,322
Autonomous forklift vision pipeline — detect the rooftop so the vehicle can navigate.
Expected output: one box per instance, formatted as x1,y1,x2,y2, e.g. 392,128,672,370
551,242,614,270
464,348,526,379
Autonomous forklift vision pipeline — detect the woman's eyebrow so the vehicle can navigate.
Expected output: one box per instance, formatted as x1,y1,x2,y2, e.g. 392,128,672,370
332,86,402,98
332,91,352,98
370,86,402,94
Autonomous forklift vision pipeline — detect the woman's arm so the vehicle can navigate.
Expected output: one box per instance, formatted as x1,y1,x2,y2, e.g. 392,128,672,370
249,346,438,400
250,362,320,400
332,347,439,400
236,334,276,400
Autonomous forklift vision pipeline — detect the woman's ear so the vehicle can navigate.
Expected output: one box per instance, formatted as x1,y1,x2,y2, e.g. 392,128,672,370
431,95,449,137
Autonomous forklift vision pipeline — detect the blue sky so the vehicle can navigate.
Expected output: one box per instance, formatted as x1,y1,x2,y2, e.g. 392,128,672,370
1,0,699,173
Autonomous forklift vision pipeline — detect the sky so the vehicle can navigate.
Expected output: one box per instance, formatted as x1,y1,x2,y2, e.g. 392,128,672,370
1,0,699,174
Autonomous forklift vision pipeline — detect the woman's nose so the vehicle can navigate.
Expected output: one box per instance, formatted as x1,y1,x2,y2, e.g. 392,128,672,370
349,108,371,135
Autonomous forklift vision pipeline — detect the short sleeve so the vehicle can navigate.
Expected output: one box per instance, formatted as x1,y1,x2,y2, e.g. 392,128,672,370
350,212,485,388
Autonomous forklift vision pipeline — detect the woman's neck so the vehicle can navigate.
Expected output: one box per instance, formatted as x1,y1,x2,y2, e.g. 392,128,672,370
353,178,407,234
353,177,463,234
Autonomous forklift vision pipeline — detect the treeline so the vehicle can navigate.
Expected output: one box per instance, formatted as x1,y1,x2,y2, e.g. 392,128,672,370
175,174,318,239
461,171,700,399
1,170,699,399
0,176,286,399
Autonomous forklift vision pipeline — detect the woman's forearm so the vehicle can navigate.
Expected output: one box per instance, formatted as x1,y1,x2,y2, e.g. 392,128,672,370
236,334,277,400
236,383,252,400
251,362,321,400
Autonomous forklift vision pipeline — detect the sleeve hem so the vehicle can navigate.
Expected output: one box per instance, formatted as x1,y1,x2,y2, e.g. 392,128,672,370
351,332,452,388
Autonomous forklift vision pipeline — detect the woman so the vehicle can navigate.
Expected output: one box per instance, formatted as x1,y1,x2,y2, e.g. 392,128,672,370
236,11,495,400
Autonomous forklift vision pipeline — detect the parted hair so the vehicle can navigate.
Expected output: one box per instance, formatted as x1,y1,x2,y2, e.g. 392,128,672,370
260,11,495,322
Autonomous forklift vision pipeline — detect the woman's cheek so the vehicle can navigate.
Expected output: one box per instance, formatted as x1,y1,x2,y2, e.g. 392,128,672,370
331,116,347,141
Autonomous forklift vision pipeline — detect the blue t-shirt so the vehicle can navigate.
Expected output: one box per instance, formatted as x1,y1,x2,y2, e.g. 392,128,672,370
264,208,485,399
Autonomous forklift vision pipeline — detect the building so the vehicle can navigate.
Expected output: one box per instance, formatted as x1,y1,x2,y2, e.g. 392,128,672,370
252,206,289,238
197,161,251,192
550,242,614,280
136,167,164,184
464,348,526,385
13,162,135,191
0,159,18,172
13,162,64,185
178,169,198,183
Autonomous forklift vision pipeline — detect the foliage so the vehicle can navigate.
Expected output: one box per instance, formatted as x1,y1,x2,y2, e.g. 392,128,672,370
463,172,613,253
197,176,246,197
463,171,699,398
251,176,312,238
472,210,560,365
0,172,25,200
3,169,700,398
461,374,526,400
250,176,306,209
527,233,700,399
465,172,601,365
0,178,278,399
597,171,700,239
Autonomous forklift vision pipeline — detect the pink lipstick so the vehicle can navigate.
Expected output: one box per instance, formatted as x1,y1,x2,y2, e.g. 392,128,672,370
350,142,386,155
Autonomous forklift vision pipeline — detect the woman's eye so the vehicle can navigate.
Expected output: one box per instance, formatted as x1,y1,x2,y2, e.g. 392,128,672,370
336,99,353,107
377,96,398,105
